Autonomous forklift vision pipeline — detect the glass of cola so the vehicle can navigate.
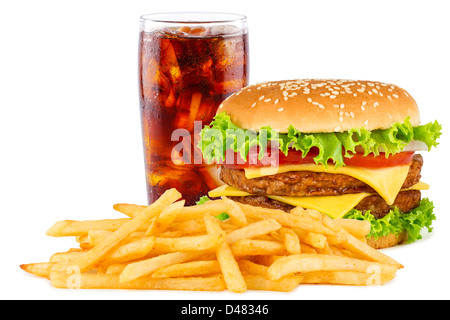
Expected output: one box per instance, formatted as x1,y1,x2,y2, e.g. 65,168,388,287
139,12,249,205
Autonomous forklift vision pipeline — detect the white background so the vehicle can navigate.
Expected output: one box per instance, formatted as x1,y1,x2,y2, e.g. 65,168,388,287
1,0,449,300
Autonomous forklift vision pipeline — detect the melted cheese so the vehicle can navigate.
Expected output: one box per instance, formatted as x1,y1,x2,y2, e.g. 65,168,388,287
208,182,429,219
244,164,411,205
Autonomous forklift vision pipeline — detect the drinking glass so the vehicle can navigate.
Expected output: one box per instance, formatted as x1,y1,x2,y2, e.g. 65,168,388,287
139,12,249,205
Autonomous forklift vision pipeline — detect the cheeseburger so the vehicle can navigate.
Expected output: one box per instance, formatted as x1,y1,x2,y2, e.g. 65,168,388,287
199,79,441,249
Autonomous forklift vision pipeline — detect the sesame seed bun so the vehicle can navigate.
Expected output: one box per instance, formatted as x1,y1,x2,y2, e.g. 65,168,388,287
217,79,420,133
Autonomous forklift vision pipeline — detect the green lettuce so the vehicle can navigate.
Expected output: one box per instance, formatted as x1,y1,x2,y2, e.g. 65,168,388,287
195,196,211,206
343,198,435,244
198,112,442,167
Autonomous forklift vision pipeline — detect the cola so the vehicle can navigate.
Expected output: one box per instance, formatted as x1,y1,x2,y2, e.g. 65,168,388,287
139,26,249,205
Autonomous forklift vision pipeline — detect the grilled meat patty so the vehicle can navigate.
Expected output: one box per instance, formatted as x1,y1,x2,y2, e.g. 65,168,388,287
221,154,423,197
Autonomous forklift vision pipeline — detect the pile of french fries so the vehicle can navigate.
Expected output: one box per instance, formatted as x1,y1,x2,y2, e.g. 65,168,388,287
21,188,403,292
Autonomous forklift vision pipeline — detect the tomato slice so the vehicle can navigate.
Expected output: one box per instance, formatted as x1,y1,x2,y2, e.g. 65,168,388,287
221,146,414,169
343,151,414,168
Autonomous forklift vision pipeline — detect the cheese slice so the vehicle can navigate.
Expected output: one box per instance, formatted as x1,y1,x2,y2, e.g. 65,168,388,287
208,182,429,219
244,164,411,205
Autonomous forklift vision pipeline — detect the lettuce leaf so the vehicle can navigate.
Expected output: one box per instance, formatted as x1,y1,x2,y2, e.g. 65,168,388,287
198,112,441,167
343,198,435,244
195,196,211,206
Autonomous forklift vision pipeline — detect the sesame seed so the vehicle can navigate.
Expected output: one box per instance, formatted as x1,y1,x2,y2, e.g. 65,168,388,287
374,102,379,107
387,95,392,100
251,103,256,108
264,98,271,103
307,98,312,103
330,95,336,99
339,117,344,122
274,99,279,104
393,94,399,98
277,107,284,112
259,95,265,101
350,112,355,118
364,120,369,126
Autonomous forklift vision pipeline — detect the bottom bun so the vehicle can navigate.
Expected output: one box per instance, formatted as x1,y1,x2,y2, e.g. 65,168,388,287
366,232,408,249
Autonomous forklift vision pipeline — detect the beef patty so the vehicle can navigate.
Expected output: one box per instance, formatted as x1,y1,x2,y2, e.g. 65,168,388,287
221,154,423,197
230,189,421,218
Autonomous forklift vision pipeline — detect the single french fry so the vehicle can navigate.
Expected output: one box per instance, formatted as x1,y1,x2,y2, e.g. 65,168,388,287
88,230,114,246
104,236,156,264
250,255,284,267
238,259,268,276
304,232,328,249
266,254,399,281
119,251,204,283
156,230,183,238
152,234,223,252
315,241,334,255
333,219,371,239
106,262,129,275
46,219,130,237
150,260,221,279
226,219,281,244
244,274,302,292
279,228,301,254
290,207,323,221
302,270,396,286
20,262,55,278
293,229,327,249
49,250,85,263
204,215,247,293
145,200,185,236
300,243,318,254
169,219,206,235
50,272,226,291
113,203,147,218
76,235,92,249
230,239,287,256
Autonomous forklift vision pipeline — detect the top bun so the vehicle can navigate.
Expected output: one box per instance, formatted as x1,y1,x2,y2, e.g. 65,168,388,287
217,79,420,133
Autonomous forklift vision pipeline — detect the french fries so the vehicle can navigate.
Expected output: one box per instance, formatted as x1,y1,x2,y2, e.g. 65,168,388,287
21,188,403,291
